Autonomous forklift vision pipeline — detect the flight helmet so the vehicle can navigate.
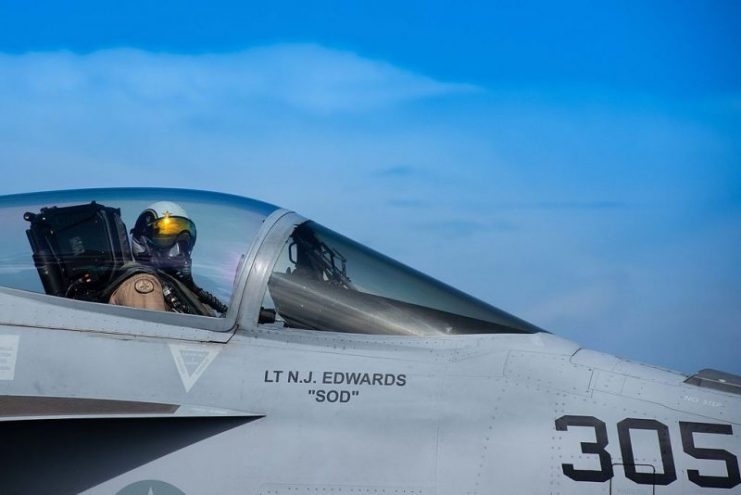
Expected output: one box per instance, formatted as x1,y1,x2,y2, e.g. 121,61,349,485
131,201,197,279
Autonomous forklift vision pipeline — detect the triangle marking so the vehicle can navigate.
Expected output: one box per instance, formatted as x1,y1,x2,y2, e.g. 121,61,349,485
169,343,221,393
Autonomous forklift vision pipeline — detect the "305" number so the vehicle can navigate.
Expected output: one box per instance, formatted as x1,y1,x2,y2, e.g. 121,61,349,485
555,415,740,489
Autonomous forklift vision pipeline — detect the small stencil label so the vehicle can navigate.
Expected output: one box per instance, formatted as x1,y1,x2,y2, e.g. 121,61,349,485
0,335,19,380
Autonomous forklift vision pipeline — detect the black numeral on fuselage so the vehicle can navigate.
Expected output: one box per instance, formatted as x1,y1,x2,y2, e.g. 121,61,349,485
555,415,614,482
556,415,740,489
680,421,741,489
617,418,677,485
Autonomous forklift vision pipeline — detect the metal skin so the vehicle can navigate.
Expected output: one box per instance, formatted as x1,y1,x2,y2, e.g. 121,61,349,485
0,195,739,495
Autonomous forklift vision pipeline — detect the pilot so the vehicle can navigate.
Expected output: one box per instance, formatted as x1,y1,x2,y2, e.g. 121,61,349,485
108,202,227,316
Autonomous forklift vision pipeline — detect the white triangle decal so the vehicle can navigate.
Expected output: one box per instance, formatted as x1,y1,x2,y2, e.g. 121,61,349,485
169,343,221,393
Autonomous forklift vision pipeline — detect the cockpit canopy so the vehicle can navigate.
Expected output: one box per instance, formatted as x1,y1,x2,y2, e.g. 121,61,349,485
260,220,541,335
0,188,543,335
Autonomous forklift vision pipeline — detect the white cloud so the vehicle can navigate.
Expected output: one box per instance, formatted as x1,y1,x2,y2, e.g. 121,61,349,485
0,44,473,114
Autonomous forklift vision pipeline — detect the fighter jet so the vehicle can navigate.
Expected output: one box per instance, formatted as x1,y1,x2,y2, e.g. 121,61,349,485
0,188,738,495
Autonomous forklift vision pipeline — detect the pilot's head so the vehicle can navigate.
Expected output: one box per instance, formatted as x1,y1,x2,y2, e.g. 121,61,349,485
131,201,197,280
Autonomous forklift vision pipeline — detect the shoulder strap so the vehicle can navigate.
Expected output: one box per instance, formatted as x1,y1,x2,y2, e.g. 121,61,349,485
158,272,215,317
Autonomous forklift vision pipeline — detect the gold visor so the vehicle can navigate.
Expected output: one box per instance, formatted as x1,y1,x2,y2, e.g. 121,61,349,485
150,216,196,248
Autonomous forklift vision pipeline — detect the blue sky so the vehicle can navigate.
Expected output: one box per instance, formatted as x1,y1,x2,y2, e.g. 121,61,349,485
0,1,739,373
